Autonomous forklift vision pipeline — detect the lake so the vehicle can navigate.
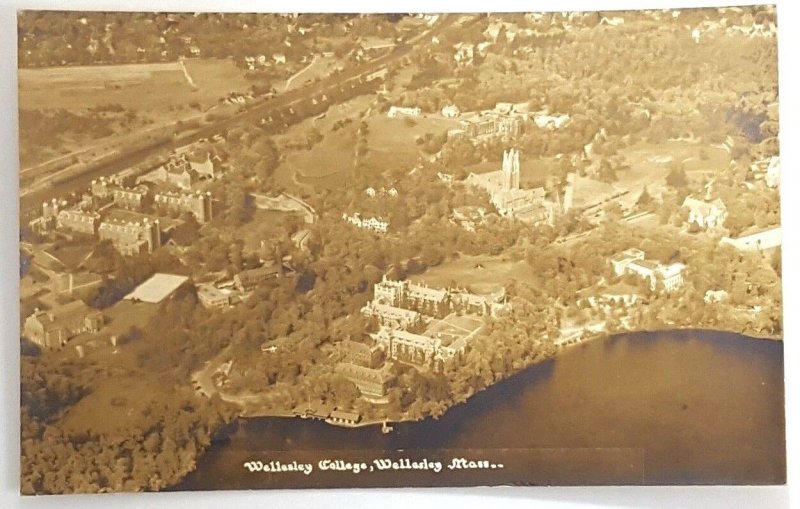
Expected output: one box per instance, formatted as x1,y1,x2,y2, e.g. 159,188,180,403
173,329,785,490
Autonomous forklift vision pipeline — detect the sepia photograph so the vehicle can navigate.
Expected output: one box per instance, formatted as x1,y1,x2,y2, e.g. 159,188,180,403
15,3,786,496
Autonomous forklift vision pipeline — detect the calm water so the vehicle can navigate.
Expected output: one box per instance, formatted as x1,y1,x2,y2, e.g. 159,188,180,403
174,330,785,489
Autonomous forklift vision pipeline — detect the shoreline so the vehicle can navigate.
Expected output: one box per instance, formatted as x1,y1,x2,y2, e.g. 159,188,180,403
171,326,783,490
215,326,782,431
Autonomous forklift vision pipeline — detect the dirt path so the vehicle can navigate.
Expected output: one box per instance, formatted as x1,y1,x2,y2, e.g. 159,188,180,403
178,59,198,89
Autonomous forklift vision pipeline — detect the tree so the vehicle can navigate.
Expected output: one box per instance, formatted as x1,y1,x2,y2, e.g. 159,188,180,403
665,163,688,188
636,185,653,210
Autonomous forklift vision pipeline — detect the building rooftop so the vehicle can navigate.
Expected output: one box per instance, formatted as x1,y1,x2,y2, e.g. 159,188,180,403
682,196,727,214
236,264,282,283
124,273,190,303
657,263,686,278
628,259,660,271
335,362,393,383
407,283,448,302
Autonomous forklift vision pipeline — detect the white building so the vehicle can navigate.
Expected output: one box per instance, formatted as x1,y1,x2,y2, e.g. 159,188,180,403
609,248,646,276
609,249,686,292
682,196,728,230
342,213,389,233
720,226,782,252
453,43,474,65
534,113,571,130
704,289,729,304
387,106,421,118
766,156,780,188
441,105,461,118
657,263,686,292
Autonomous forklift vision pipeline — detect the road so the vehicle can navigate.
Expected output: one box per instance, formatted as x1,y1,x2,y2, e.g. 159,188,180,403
19,14,462,222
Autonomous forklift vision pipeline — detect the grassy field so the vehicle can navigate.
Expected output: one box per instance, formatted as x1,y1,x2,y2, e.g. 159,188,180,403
271,100,458,191
363,114,460,172
591,140,732,211
289,123,358,184
19,58,250,113
409,253,535,294
60,375,164,437
424,313,483,347
18,58,252,170
284,55,341,91
43,243,95,271
271,95,374,190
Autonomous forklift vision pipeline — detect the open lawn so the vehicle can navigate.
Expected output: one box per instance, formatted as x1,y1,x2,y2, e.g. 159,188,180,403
19,58,250,113
363,114,460,173
288,123,358,187
43,243,95,271
409,253,535,294
284,55,342,91
272,95,375,190
576,140,731,212
19,58,251,169
60,375,165,437
423,312,484,347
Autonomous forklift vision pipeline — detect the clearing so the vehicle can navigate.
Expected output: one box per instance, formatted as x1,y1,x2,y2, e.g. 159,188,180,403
409,253,535,295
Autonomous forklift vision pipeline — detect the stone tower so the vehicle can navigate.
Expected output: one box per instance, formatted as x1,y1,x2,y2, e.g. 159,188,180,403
502,148,520,191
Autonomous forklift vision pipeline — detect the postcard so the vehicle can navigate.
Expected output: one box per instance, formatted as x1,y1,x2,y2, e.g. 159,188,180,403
18,6,784,494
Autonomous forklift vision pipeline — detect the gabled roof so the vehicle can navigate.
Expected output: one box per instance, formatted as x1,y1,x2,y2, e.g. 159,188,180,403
682,196,727,214
629,259,659,271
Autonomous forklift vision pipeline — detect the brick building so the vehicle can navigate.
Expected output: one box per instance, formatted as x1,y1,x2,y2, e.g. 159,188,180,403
23,300,104,350
98,217,161,256
154,190,213,223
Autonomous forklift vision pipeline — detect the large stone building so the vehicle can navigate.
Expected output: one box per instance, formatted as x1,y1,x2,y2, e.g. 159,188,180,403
339,339,383,368
609,248,686,293
466,149,573,225
371,276,497,317
155,190,213,223
91,177,150,211
98,216,161,256
373,276,447,312
56,209,101,235
360,301,422,329
23,300,104,350
112,186,150,211
138,153,218,190
373,326,465,368
457,114,523,140
334,362,393,399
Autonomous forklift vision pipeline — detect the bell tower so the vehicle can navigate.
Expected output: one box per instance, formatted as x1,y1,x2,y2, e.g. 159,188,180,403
502,149,520,191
